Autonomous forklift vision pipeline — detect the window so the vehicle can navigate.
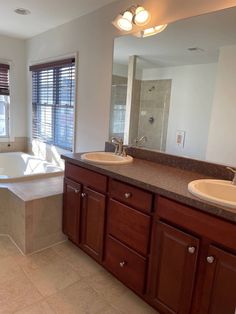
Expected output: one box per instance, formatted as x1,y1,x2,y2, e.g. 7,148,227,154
30,58,75,151
0,63,10,138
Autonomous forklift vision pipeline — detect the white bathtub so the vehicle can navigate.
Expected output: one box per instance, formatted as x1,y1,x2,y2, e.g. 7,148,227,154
0,152,64,182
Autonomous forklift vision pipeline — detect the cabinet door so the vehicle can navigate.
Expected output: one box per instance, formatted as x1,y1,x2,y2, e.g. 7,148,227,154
63,179,81,245
200,245,236,314
148,221,199,314
81,186,106,262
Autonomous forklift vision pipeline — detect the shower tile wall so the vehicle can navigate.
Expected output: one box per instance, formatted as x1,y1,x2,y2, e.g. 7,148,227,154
109,75,128,139
138,80,172,150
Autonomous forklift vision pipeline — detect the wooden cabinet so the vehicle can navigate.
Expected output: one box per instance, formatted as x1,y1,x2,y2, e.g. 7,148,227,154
148,221,199,314
63,178,81,245
63,161,236,314
149,196,236,314
81,186,106,262
199,245,236,314
63,163,106,261
105,180,152,294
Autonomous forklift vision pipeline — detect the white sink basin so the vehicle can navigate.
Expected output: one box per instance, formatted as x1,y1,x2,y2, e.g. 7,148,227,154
81,152,133,165
188,179,236,209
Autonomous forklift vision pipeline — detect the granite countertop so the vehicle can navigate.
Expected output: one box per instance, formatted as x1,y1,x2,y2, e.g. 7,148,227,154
62,153,236,224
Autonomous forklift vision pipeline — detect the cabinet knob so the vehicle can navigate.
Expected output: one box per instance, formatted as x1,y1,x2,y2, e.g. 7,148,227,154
206,256,215,264
188,246,196,254
81,193,87,198
74,189,80,194
124,192,131,199
119,261,126,268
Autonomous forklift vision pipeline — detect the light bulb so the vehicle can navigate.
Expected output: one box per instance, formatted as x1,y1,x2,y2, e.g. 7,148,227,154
117,11,133,31
134,6,150,26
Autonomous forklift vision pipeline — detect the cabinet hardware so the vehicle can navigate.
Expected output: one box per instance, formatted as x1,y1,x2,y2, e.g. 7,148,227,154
206,256,215,264
188,246,196,254
119,261,126,268
124,192,132,199
81,193,87,198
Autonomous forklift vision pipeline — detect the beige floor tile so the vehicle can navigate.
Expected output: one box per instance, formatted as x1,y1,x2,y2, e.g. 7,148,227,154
97,305,122,314
0,236,22,258
0,273,42,313
89,271,128,301
111,290,157,314
22,254,81,297
47,280,113,314
14,300,56,314
0,256,23,283
53,241,104,278
16,247,63,272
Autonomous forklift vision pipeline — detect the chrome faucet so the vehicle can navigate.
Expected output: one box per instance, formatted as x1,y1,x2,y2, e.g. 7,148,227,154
135,136,147,147
111,137,126,156
226,167,236,185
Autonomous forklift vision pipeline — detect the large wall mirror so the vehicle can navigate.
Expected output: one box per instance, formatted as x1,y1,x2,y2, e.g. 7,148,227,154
109,7,236,167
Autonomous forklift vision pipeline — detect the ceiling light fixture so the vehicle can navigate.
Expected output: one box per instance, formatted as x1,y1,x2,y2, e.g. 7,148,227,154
135,24,168,38
113,5,150,32
14,8,31,15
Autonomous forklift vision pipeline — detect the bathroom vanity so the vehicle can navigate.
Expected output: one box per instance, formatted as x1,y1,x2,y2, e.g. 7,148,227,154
61,153,236,314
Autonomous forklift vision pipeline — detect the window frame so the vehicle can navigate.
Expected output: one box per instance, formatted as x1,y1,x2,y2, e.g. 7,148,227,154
0,63,10,139
30,57,77,152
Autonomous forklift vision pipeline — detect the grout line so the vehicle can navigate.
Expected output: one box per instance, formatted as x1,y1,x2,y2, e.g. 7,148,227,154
0,233,25,256
26,239,68,256
0,233,68,256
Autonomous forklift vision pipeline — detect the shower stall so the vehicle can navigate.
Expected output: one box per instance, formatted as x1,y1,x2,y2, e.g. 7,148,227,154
110,56,172,151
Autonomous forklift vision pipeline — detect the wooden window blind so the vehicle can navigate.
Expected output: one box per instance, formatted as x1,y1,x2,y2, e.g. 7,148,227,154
0,64,10,96
30,58,75,151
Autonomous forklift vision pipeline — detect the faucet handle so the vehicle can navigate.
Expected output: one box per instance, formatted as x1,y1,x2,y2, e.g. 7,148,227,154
226,167,236,174
122,145,128,157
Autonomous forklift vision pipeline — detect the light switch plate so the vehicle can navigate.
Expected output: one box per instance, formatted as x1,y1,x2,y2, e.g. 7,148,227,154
176,130,186,148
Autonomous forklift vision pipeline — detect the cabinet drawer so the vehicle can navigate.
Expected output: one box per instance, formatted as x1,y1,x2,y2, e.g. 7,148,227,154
107,199,151,255
109,179,152,213
105,236,147,294
65,163,107,193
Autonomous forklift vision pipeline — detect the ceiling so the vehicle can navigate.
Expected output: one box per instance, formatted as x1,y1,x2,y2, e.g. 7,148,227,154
113,7,236,69
0,0,118,39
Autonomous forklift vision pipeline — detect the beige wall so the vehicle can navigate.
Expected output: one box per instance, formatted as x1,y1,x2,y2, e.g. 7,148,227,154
206,45,236,166
26,1,236,153
0,35,27,142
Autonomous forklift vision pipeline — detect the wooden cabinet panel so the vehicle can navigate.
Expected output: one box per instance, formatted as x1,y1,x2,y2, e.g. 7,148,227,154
65,162,107,193
107,199,151,255
148,221,199,314
105,236,147,294
157,196,236,252
200,245,236,314
109,179,152,213
63,178,81,245
81,186,106,262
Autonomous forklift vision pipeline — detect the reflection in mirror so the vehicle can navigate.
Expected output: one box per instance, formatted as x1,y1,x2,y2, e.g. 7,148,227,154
109,7,236,166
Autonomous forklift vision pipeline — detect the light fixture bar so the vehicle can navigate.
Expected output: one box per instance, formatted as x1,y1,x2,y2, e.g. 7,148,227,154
135,24,168,38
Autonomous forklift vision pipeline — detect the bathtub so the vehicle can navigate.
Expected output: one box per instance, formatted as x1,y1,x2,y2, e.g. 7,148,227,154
0,152,64,182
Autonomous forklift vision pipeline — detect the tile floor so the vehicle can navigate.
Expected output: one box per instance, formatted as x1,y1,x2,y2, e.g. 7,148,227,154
0,236,157,313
